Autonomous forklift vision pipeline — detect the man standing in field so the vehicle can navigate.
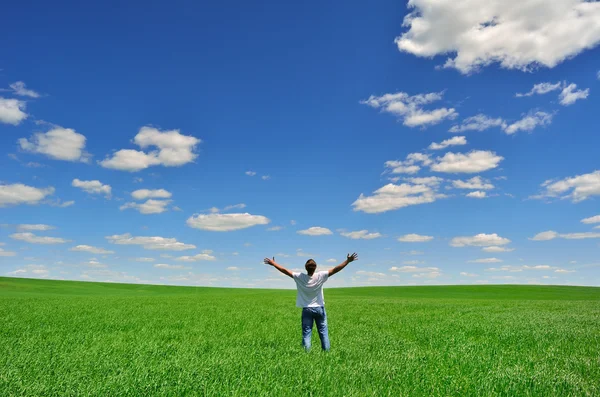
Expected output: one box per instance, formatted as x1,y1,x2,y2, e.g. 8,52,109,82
264,253,358,351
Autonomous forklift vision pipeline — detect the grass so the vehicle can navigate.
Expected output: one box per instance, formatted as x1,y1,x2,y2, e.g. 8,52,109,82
1,277,599,396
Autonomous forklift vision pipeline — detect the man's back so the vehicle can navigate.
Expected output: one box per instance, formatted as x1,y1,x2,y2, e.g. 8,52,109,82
292,271,328,308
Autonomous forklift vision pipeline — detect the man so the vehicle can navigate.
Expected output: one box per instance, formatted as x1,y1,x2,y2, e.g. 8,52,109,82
263,253,358,351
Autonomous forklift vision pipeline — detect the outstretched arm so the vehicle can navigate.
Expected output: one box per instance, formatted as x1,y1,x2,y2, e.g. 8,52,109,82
264,257,293,279
328,253,358,277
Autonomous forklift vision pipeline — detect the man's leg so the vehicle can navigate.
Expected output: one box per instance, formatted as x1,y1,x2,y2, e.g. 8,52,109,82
301,308,313,351
315,306,331,351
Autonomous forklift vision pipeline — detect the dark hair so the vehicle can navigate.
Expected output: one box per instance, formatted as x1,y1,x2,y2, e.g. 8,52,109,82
305,259,316,266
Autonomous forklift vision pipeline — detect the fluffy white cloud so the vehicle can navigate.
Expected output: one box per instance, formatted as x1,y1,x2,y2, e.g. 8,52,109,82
187,213,270,231
555,269,576,274
10,232,69,244
360,91,457,127
460,272,478,277
395,0,600,74
451,233,511,247
384,153,432,175
397,234,433,243
466,191,487,199
0,97,27,125
131,189,172,200
154,264,190,270
352,183,445,213
16,224,55,231
0,184,54,207
120,199,171,214
100,126,200,172
449,114,506,133
536,170,600,202
355,270,387,278
297,227,333,236
326,259,337,263
482,246,515,253
453,176,494,190
106,233,196,250
429,136,467,150
389,265,440,273
72,179,111,197
430,150,503,173
530,230,600,241
468,258,502,263
9,81,40,98
19,127,89,162
245,171,257,176
135,257,155,262
176,251,216,262
581,215,600,224
340,230,382,240
516,82,563,97
559,83,590,105
69,245,115,254
504,112,553,135
0,248,17,257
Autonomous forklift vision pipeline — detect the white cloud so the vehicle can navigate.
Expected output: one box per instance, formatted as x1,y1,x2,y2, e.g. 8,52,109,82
187,213,270,232
131,189,172,200
19,127,89,162
482,246,514,253
451,233,511,247
559,83,590,106
175,252,216,262
403,260,424,265
530,231,600,241
466,191,487,199
326,259,337,263
227,266,240,271
429,136,467,150
460,272,478,277
100,126,200,172
154,264,190,270
245,171,257,176
9,81,40,98
384,152,432,175
352,183,445,214
135,257,155,262
390,265,440,274
16,224,55,231
529,231,559,241
395,0,600,74
360,91,457,127
535,170,600,202
516,82,562,97
581,215,600,224
0,248,17,257
397,233,433,243
486,265,554,272
72,179,111,197
555,269,576,274
10,232,69,244
404,250,424,255
223,203,246,211
106,233,196,250
120,199,171,214
297,227,333,236
430,150,503,173
453,176,494,190
0,97,27,125
261,175,271,180
69,245,115,254
468,258,502,263
355,270,387,278
340,230,382,240
6,264,49,278
47,199,75,208
504,112,553,135
449,114,506,133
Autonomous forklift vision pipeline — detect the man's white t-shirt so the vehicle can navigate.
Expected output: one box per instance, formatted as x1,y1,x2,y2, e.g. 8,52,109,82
292,270,329,308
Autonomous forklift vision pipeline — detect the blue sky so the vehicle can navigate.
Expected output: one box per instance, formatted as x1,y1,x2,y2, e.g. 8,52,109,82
1,0,599,288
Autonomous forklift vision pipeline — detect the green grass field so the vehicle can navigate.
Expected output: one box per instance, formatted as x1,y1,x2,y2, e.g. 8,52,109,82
1,277,599,396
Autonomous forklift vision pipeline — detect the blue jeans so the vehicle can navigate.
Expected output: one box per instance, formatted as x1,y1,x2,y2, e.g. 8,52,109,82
301,306,330,351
